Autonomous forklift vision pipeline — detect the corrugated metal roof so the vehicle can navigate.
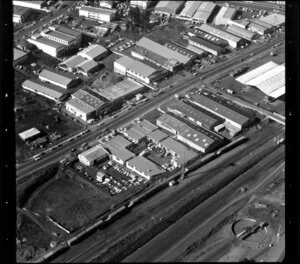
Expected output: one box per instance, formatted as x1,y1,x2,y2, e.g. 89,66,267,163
185,44,205,55
139,120,158,132
66,98,96,114
268,86,285,99
46,30,74,43
28,37,65,49
19,127,40,140
59,55,86,69
155,1,184,15
124,127,145,142
199,24,241,43
71,89,104,109
147,129,168,142
39,69,75,87
226,24,256,40
215,6,236,20
258,13,285,27
198,1,215,12
78,145,107,162
77,44,107,60
126,156,165,177
188,36,224,53
76,59,98,72
179,1,202,17
136,37,190,64
55,26,81,38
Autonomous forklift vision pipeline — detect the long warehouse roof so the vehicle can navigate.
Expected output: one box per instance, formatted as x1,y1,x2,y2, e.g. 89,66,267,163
179,1,202,18
226,24,256,40
199,24,241,43
39,69,76,87
258,13,285,27
126,156,165,177
78,145,108,162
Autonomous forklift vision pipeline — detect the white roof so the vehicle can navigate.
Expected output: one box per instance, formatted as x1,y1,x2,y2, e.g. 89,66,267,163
127,156,165,177
268,86,285,99
39,69,75,87
76,59,98,73
215,6,236,20
226,24,256,40
78,145,107,162
258,13,285,27
14,48,27,61
19,127,40,140
179,1,202,18
59,55,86,69
77,44,107,60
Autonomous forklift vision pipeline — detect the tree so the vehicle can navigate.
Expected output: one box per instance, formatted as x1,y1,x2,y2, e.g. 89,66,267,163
128,7,141,27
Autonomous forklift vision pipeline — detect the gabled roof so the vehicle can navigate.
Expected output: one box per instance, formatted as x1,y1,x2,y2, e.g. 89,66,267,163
77,44,107,60
39,69,75,87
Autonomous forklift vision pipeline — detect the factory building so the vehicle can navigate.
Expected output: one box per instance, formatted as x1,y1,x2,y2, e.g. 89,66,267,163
13,0,46,10
164,42,199,59
165,99,221,130
123,124,151,144
188,94,250,135
126,156,165,180
130,0,151,9
248,21,272,35
65,89,105,121
214,6,237,26
39,69,80,89
101,135,135,165
139,119,158,132
154,1,185,17
77,44,108,61
226,24,257,41
114,56,165,84
18,127,41,142
78,145,108,166
13,6,31,23
133,37,191,72
22,80,69,102
236,61,285,99
188,28,228,47
258,13,285,28
228,20,250,29
14,48,28,66
199,24,243,48
156,113,223,153
147,129,168,144
188,36,224,56
79,6,115,22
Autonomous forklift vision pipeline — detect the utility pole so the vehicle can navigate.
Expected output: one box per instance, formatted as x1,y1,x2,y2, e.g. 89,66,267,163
180,150,186,181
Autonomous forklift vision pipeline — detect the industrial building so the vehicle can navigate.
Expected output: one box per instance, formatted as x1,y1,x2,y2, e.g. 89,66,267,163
13,6,30,23
164,42,199,59
77,44,108,61
177,1,217,24
130,0,151,9
114,56,165,84
123,124,151,144
18,127,41,142
236,61,285,99
214,6,237,26
138,119,158,132
188,94,250,135
258,13,285,28
13,0,46,10
101,136,135,165
228,20,250,29
14,48,28,66
59,55,99,75
248,21,271,35
95,79,144,102
65,89,105,121
199,24,243,48
126,156,165,180
39,69,80,89
22,80,69,102
188,28,228,47
147,129,168,144
226,24,257,41
79,6,115,22
158,137,198,166
156,113,223,153
188,36,224,56
133,37,191,72
154,1,185,16
78,145,108,166
165,99,221,130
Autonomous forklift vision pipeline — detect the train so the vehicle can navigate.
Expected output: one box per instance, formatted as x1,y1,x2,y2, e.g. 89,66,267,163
105,205,127,221
32,243,69,263
216,136,248,156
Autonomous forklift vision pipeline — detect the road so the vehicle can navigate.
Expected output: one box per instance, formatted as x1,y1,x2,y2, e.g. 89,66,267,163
52,128,283,263
16,35,284,181
123,146,284,262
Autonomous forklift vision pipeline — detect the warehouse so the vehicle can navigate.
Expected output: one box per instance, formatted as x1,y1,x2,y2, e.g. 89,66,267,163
158,137,198,166
248,21,271,35
188,28,228,47
154,1,185,17
114,56,165,84
192,2,217,24
22,80,68,102
101,136,135,165
147,129,168,144
95,79,144,102
27,36,65,58
65,89,105,121
78,145,108,166
188,94,250,134
199,24,243,48
156,113,222,153
123,124,151,144
228,20,250,29
177,1,202,19
214,6,237,26
236,61,285,99
13,6,30,23
76,60,99,76
18,127,41,142
130,0,151,9
165,99,221,130
226,24,257,41
13,0,46,10
59,55,86,72
79,6,115,22
258,13,285,28
14,48,28,66
188,36,224,56
39,69,80,89
77,44,108,61
126,156,165,180
134,37,191,71
164,42,198,59
139,119,158,132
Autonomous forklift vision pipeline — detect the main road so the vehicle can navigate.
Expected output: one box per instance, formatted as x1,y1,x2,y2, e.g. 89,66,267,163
16,35,284,181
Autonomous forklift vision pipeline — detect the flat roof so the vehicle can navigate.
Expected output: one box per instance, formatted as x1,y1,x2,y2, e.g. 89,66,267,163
80,5,115,16
139,119,158,132
76,59,98,72
39,69,75,87
136,37,190,65
189,36,224,53
147,129,168,143
59,55,86,69
185,44,205,55
95,79,143,101
189,94,249,127
192,1,216,21
127,156,165,177
78,145,107,162
14,48,27,61
77,44,107,59
157,113,218,150
72,89,104,110
54,26,81,38
115,56,158,77
22,79,67,100
13,6,30,16
124,127,145,142
66,98,96,114
166,99,219,128
191,28,228,46
164,42,197,59
199,24,241,43
258,13,285,27
249,22,269,31
19,127,40,140
227,24,256,40
216,6,236,20
179,1,202,18
159,137,198,165
28,37,65,49
46,30,74,43
155,1,184,15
